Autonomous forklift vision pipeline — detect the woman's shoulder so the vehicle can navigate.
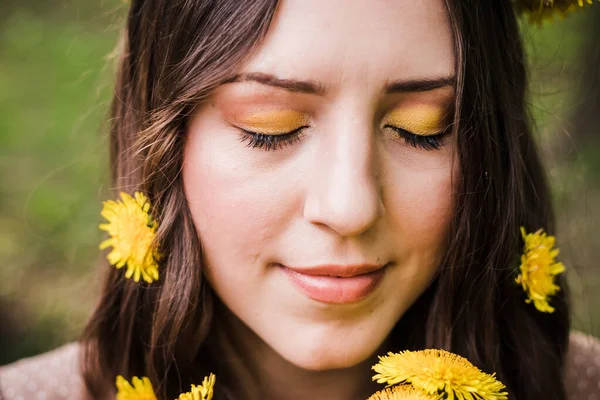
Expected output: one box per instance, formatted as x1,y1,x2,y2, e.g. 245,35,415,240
565,330,600,400
0,342,92,400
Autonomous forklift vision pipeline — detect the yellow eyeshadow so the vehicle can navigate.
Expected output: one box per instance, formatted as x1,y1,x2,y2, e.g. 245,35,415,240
236,110,310,134
381,106,447,136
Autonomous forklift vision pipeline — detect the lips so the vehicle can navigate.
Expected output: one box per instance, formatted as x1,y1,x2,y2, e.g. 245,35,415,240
280,263,388,304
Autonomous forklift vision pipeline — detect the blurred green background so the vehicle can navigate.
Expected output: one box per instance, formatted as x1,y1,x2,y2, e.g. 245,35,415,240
1,1,599,365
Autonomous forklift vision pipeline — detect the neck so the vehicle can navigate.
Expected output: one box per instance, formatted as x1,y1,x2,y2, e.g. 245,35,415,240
212,303,386,400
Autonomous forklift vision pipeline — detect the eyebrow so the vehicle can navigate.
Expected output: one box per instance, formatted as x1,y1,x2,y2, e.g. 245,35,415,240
225,73,326,95
385,76,455,93
224,72,455,95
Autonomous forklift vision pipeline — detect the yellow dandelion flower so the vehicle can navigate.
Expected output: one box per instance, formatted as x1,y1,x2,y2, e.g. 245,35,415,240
372,349,508,400
368,385,440,400
177,373,216,400
515,227,565,313
99,192,160,283
116,375,157,400
515,0,597,24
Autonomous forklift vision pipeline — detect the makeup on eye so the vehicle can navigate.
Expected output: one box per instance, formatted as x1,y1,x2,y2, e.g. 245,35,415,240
227,104,451,152
235,110,311,135
380,105,448,136
230,104,448,135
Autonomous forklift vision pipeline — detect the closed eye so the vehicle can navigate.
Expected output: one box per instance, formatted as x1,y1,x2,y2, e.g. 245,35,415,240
238,126,309,151
237,124,450,152
384,125,449,151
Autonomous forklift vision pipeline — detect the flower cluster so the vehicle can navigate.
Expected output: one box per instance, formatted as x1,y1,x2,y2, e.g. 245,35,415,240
514,0,598,24
116,373,216,400
369,349,507,400
515,227,565,313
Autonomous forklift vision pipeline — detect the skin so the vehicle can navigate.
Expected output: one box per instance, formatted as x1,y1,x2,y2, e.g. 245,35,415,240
183,0,456,398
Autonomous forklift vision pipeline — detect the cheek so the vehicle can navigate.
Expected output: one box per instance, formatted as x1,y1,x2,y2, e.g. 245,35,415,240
182,113,296,281
383,150,456,259
395,170,453,229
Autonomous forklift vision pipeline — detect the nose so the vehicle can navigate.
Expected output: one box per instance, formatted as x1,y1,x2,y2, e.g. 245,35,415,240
303,119,383,237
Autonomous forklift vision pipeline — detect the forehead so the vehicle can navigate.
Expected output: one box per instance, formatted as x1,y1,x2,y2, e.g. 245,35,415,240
241,0,455,89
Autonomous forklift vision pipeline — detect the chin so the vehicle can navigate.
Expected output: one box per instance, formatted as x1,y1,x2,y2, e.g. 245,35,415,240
283,346,376,371
268,324,387,371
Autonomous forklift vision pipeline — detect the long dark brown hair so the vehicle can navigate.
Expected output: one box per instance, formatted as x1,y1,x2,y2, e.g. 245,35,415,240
82,1,570,399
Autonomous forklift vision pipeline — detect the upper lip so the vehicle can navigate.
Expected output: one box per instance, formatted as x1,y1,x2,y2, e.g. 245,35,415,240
283,263,388,278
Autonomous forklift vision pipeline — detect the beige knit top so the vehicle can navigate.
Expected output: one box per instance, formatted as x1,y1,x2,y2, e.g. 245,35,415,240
1,332,599,400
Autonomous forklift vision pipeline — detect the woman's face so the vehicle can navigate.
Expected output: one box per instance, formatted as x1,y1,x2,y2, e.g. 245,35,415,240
183,0,456,370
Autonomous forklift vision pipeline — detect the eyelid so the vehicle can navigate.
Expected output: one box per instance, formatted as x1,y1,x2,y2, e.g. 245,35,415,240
235,110,310,135
380,106,447,136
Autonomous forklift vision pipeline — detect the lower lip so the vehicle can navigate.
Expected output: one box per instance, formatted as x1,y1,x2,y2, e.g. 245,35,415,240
281,265,386,304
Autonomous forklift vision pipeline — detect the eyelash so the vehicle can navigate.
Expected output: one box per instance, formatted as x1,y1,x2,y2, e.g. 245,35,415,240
238,126,447,152
238,126,308,151
383,125,447,151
